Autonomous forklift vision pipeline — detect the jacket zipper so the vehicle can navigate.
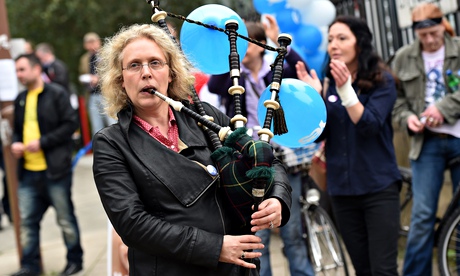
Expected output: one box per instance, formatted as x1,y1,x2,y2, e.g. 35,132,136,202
185,176,219,207
213,177,226,235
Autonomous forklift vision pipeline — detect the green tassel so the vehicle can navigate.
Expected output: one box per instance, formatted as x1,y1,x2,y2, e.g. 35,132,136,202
246,166,275,179
224,127,248,147
211,146,234,161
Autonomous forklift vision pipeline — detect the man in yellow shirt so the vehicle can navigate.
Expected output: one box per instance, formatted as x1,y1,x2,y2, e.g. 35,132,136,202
11,53,83,276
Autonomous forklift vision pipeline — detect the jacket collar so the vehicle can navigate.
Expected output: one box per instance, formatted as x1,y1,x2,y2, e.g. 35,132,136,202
410,33,459,59
117,102,209,148
116,103,216,207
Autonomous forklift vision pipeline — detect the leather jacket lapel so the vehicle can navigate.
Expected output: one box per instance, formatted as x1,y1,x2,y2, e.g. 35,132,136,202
118,105,218,207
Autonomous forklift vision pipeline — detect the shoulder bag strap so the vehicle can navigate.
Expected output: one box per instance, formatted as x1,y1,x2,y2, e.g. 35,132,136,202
322,77,330,100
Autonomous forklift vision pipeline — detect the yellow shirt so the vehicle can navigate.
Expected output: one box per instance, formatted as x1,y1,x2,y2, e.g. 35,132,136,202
23,87,47,171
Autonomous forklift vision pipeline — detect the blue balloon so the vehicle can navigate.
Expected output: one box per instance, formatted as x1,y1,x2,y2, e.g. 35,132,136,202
257,78,326,148
275,7,301,33
290,42,308,63
305,50,327,76
293,24,322,56
180,4,248,74
253,0,287,14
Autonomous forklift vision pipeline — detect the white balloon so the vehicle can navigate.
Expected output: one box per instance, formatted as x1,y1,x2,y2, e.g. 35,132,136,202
318,25,329,52
299,0,336,27
286,0,312,10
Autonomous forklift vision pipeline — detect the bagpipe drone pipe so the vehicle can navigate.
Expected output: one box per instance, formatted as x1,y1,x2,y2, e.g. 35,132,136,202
145,0,327,234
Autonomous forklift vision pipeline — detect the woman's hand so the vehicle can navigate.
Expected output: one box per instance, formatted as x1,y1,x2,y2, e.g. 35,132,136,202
250,198,282,232
219,235,264,269
329,59,350,87
296,61,322,93
330,59,359,107
263,14,280,46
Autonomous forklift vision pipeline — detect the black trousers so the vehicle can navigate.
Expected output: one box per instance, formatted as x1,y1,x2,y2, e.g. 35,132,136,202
331,183,400,276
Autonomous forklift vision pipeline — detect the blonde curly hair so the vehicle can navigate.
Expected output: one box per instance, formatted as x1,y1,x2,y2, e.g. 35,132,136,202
97,24,195,118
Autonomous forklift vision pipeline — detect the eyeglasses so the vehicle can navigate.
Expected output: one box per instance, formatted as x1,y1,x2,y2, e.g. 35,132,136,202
122,60,168,73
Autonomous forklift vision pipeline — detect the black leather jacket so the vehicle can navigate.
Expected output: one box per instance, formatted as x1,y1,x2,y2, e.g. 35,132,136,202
93,101,291,276
13,83,79,180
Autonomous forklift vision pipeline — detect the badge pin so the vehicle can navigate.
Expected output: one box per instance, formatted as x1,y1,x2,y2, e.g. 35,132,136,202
207,165,218,176
328,95,338,102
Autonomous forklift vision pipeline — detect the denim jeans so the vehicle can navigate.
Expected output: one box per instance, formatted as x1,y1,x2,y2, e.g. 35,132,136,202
18,170,83,273
256,173,315,276
88,93,117,137
403,135,460,276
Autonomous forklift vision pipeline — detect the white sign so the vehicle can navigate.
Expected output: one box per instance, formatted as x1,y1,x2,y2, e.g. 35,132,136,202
396,0,458,29
9,38,27,59
0,59,18,101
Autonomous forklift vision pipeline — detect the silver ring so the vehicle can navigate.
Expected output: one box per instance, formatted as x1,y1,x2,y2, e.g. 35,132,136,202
429,117,434,122
241,251,246,259
269,221,274,229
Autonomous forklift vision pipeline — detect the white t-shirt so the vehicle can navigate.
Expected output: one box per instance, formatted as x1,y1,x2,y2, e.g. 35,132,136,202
423,46,460,138
423,46,446,104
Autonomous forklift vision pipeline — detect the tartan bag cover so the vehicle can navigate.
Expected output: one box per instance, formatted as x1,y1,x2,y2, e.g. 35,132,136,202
211,127,275,233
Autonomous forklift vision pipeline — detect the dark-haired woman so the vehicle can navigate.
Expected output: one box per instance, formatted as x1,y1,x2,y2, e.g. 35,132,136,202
297,15,401,275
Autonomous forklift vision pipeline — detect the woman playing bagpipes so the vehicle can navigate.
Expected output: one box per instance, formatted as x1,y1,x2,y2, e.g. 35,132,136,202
92,23,292,276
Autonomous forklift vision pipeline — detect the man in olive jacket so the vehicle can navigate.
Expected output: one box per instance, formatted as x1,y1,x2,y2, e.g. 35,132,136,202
391,3,460,276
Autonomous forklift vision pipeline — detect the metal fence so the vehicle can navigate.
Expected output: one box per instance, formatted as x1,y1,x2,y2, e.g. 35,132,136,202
332,0,460,62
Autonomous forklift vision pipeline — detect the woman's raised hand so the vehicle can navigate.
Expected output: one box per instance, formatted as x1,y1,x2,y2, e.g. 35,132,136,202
263,14,280,46
296,61,322,93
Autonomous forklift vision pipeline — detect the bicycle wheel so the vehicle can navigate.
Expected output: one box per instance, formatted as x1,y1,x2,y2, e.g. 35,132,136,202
437,207,460,276
303,205,349,275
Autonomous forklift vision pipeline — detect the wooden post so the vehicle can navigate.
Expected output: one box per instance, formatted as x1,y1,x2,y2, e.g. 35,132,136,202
0,0,22,266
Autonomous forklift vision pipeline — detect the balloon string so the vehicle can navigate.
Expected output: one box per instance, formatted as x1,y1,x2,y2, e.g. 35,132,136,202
166,12,287,55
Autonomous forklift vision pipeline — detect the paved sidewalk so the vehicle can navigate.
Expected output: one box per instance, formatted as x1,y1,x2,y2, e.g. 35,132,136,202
0,154,290,276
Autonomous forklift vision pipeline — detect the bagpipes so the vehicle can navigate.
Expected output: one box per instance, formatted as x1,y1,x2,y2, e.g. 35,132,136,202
145,0,297,235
